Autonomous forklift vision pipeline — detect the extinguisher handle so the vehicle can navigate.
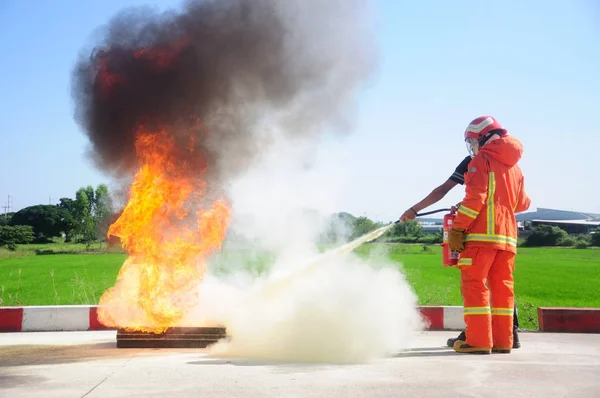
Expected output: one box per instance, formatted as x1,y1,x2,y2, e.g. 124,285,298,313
450,202,461,213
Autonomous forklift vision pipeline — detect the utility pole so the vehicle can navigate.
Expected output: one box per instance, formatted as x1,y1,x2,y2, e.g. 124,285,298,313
2,194,12,221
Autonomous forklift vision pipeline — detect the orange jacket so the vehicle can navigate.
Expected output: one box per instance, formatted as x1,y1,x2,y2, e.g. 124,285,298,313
453,135,531,253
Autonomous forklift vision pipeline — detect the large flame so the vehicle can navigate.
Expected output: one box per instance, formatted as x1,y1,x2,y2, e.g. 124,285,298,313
97,127,231,333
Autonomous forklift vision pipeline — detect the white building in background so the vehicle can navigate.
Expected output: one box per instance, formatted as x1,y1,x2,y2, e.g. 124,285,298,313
516,208,600,234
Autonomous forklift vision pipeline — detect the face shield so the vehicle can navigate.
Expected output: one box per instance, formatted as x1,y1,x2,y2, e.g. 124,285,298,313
465,137,479,158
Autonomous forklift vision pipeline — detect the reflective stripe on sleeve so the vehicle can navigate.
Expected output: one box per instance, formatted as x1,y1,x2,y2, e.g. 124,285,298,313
487,172,496,235
458,205,479,219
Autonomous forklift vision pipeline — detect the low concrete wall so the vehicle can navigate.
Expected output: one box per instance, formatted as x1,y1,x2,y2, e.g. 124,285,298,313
1,305,599,333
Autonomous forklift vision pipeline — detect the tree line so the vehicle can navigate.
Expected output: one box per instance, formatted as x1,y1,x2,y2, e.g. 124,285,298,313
0,184,115,250
2,199,599,251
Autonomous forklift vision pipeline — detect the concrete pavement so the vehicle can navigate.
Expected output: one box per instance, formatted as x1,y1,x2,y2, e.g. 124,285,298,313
1,330,599,398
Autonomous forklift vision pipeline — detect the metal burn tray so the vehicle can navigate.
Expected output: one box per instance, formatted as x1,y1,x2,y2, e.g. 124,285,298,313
116,326,228,348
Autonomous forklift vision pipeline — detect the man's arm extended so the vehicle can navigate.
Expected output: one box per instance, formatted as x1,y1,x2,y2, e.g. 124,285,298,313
399,179,458,221
399,156,471,222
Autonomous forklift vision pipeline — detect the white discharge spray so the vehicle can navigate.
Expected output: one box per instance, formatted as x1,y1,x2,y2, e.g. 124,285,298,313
256,222,397,299
183,139,426,364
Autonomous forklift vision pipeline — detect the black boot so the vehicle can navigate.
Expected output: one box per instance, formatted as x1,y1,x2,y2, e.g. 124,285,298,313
513,305,521,349
447,330,466,347
513,328,521,349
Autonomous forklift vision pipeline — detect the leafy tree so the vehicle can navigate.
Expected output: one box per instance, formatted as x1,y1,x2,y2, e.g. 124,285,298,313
84,185,96,214
331,212,357,225
74,188,90,219
9,205,73,242
58,197,76,214
71,184,115,248
0,212,14,227
57,198,76,241
320,212,357,243
350,216,381,240
0,225,34,250
390,220,424,238
93,184,113,238
73,188,97,247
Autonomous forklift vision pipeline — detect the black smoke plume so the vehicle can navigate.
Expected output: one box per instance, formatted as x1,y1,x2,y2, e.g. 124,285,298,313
71,0,377,183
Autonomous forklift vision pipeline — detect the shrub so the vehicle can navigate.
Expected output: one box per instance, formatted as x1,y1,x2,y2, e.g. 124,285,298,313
558,237,575,247
417,234,443,245
398,236,419,244
557,234,591,247
591,228,600,247
574,240,589,249
523,225,568,247
0,225,35,250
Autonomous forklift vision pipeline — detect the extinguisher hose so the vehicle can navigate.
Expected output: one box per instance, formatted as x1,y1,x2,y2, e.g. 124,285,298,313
416,208,452,217
394,207,453,224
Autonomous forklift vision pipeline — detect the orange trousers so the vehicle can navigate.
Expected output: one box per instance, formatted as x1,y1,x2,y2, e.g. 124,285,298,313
458,246,515,349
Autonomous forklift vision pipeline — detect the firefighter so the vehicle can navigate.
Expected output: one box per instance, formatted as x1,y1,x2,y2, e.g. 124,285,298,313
399,121,523,350
446,116,531,354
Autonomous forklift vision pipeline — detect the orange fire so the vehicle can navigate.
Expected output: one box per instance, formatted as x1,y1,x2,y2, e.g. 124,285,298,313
97,127,231,333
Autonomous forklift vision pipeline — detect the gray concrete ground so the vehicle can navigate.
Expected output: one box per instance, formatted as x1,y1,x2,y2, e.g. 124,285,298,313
1,330,599,398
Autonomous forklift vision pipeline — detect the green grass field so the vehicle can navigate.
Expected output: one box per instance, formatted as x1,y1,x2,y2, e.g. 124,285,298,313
354,244,600,329
1,243,599,330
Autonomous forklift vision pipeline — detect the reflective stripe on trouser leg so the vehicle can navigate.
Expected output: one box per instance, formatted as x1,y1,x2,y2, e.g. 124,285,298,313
491,308,513,316
464,307,491,315
460,247,496,349
488,250,516,349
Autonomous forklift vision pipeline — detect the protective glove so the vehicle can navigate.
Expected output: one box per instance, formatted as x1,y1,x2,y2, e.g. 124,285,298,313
448,227,466,252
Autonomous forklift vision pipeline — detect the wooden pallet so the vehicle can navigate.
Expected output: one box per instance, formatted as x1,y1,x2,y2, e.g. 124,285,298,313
116,326,228,348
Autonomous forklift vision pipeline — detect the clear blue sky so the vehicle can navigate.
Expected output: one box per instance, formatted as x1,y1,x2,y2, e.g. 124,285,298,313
1,0,599,221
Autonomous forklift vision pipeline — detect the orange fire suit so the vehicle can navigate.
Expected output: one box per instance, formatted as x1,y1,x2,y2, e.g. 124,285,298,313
452,135,531,350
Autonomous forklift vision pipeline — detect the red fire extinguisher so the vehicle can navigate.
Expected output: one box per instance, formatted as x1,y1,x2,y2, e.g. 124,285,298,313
442,208,460,267
397,206,460,267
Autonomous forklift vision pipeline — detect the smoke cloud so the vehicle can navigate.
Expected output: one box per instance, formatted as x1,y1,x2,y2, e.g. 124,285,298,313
71,0,377,185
